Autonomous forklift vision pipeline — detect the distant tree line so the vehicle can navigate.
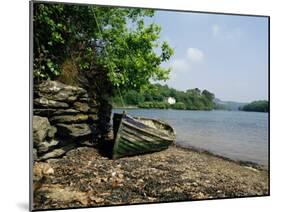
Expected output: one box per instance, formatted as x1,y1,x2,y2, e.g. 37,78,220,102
112,84,215,110
213,100,247,111
240,100,269,112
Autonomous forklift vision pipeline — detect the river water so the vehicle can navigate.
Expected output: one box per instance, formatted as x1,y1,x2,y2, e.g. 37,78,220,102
113,109,269,167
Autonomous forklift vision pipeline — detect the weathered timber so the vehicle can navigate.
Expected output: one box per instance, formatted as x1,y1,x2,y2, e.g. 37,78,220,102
112,113,176,159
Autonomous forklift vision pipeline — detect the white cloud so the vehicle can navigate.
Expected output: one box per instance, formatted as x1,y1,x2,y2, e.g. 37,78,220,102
211,24,244,40
186,48,204,62
212,24,221,37
171,59,190,72
168,59,190,82
167,47,204,82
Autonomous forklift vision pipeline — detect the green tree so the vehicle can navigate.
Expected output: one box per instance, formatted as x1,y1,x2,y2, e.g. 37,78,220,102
33,3,173,91
202,89,215,101
241,100,268,112
124,90,144,105
172,102,186,110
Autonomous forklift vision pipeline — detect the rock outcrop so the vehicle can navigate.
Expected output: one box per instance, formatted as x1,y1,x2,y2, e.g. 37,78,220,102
33,116,56,146
33,81,99,161
33,116,58,159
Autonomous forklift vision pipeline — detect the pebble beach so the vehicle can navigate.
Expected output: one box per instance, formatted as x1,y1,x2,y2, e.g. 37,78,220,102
33,145,269,210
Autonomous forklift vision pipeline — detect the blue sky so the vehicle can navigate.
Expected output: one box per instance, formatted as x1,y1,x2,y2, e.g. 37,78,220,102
150,11,268,102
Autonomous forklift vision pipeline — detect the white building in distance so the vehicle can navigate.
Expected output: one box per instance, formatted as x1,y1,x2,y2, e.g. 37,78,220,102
166,97,176,105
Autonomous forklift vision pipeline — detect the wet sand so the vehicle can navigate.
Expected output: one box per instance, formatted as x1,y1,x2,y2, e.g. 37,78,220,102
33,145,269,210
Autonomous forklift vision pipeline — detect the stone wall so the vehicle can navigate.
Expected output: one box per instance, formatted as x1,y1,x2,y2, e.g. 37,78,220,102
33,80,101,161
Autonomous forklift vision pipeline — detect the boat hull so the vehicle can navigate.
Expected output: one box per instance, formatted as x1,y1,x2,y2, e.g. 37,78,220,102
112,113,175,159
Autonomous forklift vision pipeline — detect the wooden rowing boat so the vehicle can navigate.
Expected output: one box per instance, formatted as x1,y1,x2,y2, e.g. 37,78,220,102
112,113,176,159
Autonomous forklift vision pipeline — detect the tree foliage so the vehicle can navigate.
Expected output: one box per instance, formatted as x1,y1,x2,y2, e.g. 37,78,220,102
241,100,269,112
33,3,173,90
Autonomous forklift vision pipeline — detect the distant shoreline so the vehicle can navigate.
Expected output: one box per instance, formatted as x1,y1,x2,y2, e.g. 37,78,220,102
113,107,268,113
113,106,213,111
113,106,139,109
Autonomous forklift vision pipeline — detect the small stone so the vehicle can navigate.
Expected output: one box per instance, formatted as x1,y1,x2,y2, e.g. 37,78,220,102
35,80,87,103
54,109,80,115
79,97,89,102
137,179,144,184
196,192,205,199
37,139,59,154
80,140,95,147
88,114,98,123
49,114,88,124
43,167,54,175
99,192,111,196
90,196,104,203
39,143,76,160
55,123,92,141
192,182,198,187
46,158,60,163
34,97,69,108
47,126,57,138
117,173,124,178
33,148,38,161
73,102,90,113
34,109,82,117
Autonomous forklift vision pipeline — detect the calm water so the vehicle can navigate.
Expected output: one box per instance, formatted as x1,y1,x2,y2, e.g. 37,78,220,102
113,109,269,167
